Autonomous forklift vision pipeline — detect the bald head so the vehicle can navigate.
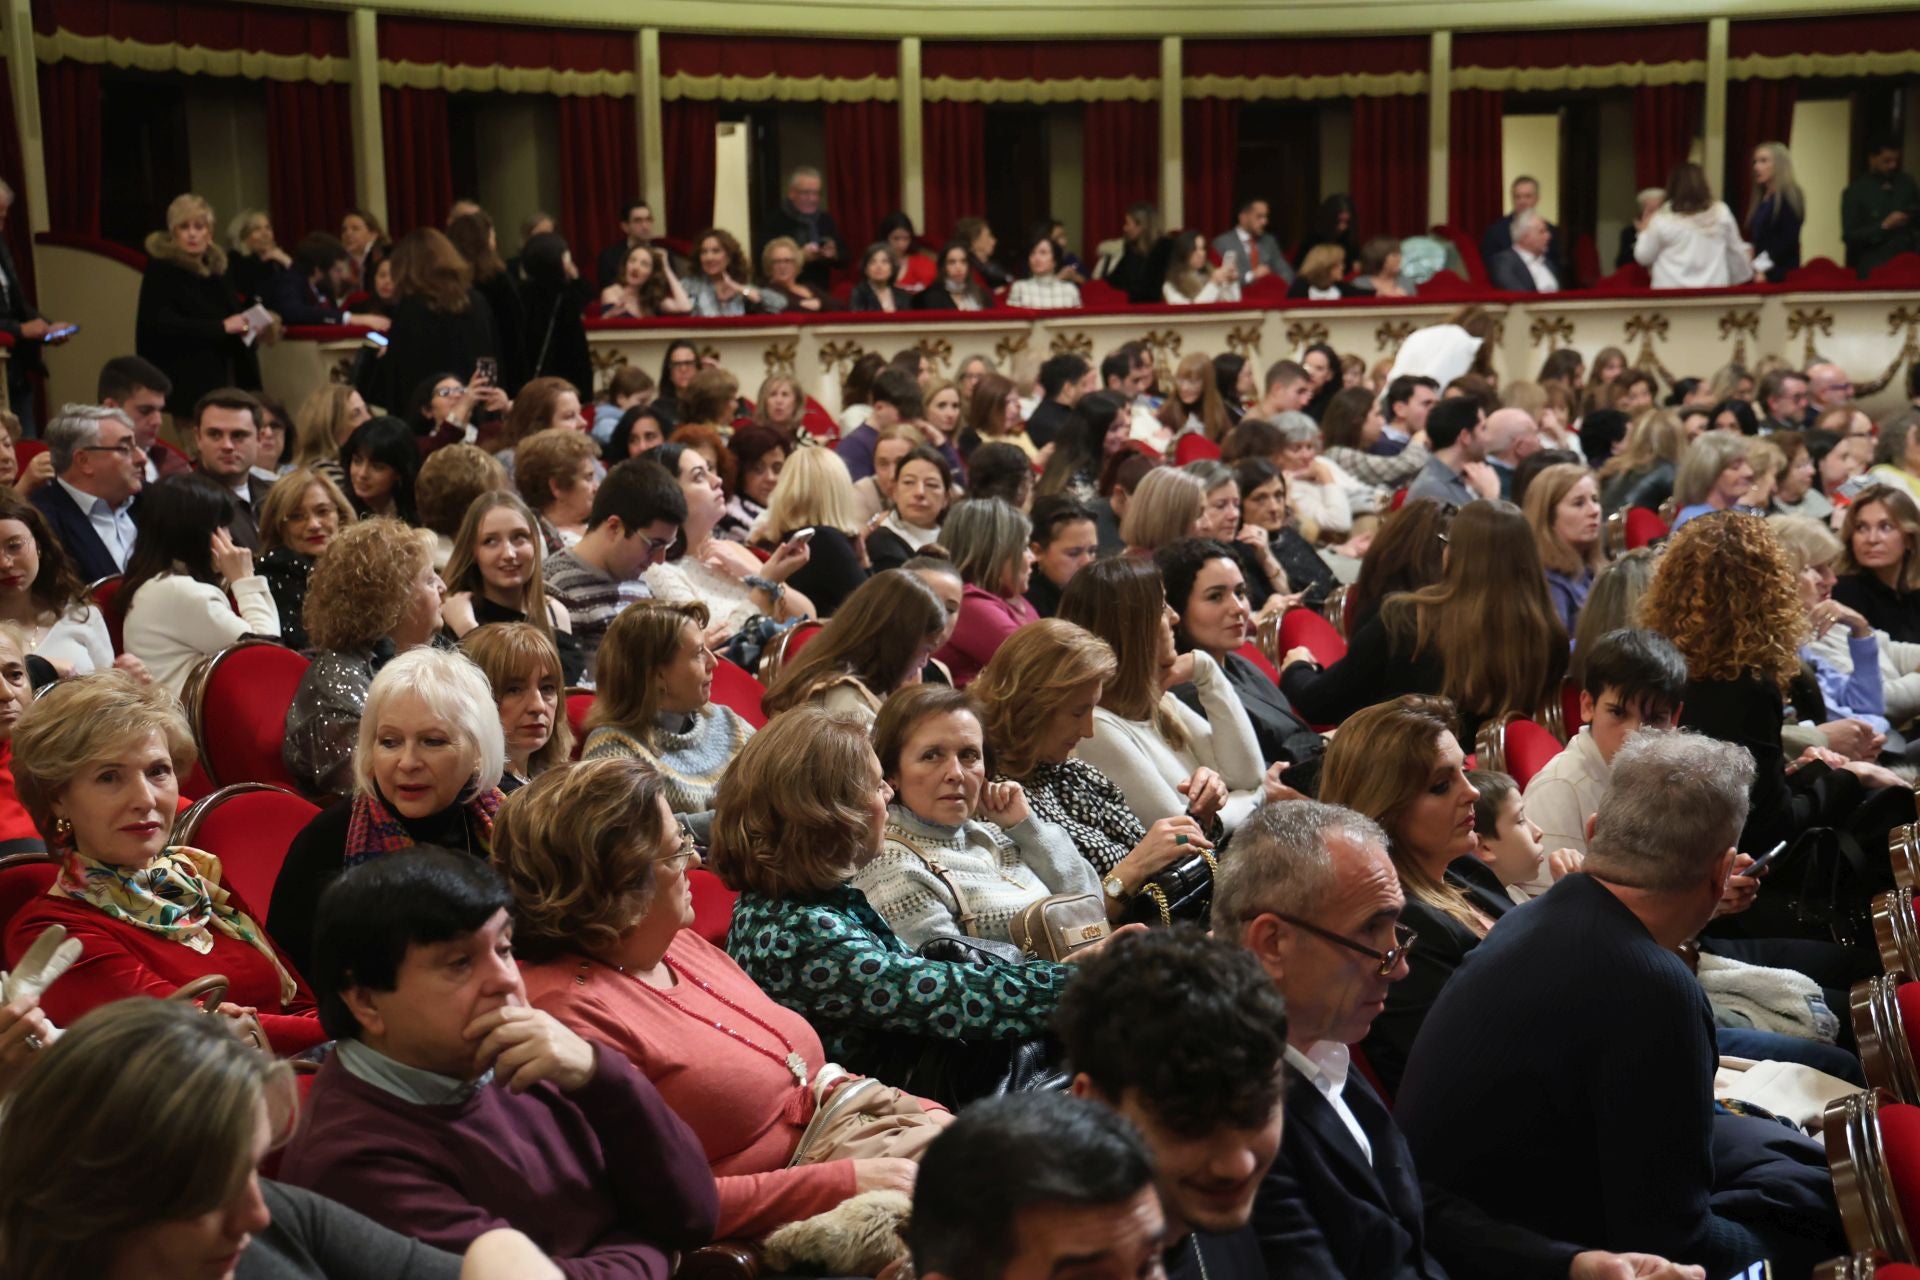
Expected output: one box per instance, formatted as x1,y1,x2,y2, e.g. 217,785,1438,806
1486,407,1542,464
1805,362,1853,410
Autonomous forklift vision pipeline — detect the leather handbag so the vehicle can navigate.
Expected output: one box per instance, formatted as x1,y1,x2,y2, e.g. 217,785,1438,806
169,973,269,1053
1122,849,1221,927
889,828,1107,961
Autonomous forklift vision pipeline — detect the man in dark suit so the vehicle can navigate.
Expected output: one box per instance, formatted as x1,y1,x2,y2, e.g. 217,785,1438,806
1214,800,1697,1280
190,388,273,551
1485,210,1565,294
265,234,390,332
0,180,76,436
97,355,191,483
33,403,144,583
595,201,659,290
759,168,842,293
1481,175,1563,275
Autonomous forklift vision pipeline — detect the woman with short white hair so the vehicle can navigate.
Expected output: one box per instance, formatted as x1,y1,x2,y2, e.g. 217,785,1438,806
136,192,260,417
269,646,507,979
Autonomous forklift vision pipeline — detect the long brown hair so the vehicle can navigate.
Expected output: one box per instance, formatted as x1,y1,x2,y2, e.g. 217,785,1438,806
389,227,473,313
1523,463,1605,577
972,619,1117,780
1380,500,1567,719
588,600,709,746
965,373,1019,442
1348,498,1454,627
445,211,506,283
761,570,947,715
1157,353,1231,443
0,489,90,616
1319,695,1485,931
443,492,555,641
1056,555,1187,751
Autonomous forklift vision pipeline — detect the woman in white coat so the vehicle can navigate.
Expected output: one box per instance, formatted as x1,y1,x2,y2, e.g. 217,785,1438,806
1635,162,1756,290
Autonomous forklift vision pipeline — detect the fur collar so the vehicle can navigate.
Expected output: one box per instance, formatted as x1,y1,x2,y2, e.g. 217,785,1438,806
143,231,227,277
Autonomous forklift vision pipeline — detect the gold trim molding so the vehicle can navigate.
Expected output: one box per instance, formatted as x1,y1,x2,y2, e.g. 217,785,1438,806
33,30,351,83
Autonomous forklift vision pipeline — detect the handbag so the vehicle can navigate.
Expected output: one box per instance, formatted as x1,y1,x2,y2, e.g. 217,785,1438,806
1740,826,1878,949
787,1065,946,1167
1122,848,1221,927
888,828,1108,961
169,973,269,1053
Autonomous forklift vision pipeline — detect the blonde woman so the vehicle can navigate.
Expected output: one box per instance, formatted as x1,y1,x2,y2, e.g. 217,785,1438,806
257,464,354,652
753,445,871,616
1523,463,1605,631
1597,408,1685,514
459,620,573,792
225,207,292,302
1119,466,1206,553
441,492,577,677
1671,433,1755,530
1747,141,1805,282
136,192,257,415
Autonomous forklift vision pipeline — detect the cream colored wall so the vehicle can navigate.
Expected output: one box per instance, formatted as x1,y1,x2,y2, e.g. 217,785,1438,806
1790,98,1849,266
36,246,142,411
1593,96,1636,270
1048,106,1084,253
1319,103,1353,200
184,81,272,239
1502,114,1562,225
469,97,561,255
714,121,753,247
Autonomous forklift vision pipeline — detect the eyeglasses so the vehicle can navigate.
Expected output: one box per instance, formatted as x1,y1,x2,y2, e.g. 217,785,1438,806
433,386,467,399
651,817,704,872
667,358,698,370
80,442,140,458
1269,912,1416,976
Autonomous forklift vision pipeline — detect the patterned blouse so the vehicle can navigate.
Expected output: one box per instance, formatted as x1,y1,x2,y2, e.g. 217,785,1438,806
725,884,1071,1073
1017,758,1146,877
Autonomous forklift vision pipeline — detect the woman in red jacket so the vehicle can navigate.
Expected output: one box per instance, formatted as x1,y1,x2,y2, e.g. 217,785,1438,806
3,671,321,1054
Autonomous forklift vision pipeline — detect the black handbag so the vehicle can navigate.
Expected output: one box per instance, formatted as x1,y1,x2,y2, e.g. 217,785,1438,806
1736,826,1879,949
1121,848,1220,927
874,934,1068,1108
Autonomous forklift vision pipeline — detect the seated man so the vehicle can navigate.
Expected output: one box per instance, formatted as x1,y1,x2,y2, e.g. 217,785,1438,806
266,233,390,331
1398,733,1844,1276
33,403,142,582
907,1092,1168,1280
1216,799,1699,1280
279,849,719,1278
543,458,686,682
97,355,190,482
1058,927,1286,1279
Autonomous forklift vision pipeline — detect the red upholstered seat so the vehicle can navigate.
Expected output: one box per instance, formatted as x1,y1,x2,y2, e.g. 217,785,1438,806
14,439,45,470
1560,679,1583,744
0,853,55,940
566,689,595,760
1878,1265,1920,1279
689,868,738,946
1877,1101,1920,1239
1624,506,1668,549
711,658,767,728
1502,718,1564,789
187,642,311,792
757,619,824,685
172,784,320,917
1174,433,1222,464
1277,607,1346,669
1237,641,1280,684
89,575,124,655
1897,983,1920,1070
1390,487,1408,512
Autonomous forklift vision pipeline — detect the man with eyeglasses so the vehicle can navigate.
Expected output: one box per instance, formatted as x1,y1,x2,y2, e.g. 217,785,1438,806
33,402,145,582
543,458,688,684
1217,800,1699,1280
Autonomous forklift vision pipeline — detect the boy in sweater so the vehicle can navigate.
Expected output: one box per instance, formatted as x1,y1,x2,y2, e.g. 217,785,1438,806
279,849,718,1279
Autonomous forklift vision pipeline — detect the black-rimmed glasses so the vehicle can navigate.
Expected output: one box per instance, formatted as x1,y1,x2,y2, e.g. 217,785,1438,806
1270,913,1416,976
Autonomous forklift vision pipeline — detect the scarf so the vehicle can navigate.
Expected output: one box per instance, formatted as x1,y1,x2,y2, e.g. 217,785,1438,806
343,785,502,870
55,846,299,1004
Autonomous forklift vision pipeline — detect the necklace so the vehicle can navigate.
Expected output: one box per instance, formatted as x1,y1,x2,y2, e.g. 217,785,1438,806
610,955,809,1087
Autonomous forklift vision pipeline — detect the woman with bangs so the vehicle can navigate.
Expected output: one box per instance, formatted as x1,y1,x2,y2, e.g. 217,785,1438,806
460,621,573,794
440,491,582,686
256,465,354,653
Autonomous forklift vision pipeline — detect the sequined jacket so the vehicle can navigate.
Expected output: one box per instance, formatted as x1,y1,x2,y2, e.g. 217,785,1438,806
725,884,1070,1074
283,647,376,802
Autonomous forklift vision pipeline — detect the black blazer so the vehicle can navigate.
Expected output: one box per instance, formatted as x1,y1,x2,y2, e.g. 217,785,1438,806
1833,570,1920,645
780,525,867,618
1256,1057,1579,1280
263,272,344,328
136,258,261,414
911,283,990,312
1279,613,1455,736
1747,194,1803,283
1485,249,1564,294
357,291,498,415
0,235,45,376
30,479,120,583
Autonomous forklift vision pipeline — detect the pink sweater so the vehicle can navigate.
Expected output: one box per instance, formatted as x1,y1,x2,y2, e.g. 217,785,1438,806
522,931,858,1239
934,585,1038,687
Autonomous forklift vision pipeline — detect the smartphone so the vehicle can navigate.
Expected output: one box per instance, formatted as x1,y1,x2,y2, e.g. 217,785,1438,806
1743,840,1788,876
786,527,817,547
362,331,390,349
1723,1263,1770,1280
475,357,497,384
44,323,78,340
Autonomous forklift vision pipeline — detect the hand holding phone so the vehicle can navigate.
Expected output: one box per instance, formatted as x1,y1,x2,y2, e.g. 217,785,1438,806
474,357,498,385
786,526,817,548
1743,840,1788,876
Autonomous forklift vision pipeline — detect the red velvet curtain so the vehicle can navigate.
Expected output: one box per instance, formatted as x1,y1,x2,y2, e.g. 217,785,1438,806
823,100,900,249
1081,100,1158,257
1448,89,1504,239
380,87,453,237
1632,83,1703,193
557,95,638,266
0,59,36,303
1349,95,1428,242
1182,99,1238,238
266,81,353,244
1726,78,1798,215
38,61,101,236
662,99,718,238
922,100,985,245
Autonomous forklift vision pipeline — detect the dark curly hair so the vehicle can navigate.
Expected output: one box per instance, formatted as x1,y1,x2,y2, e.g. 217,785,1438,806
1053,926,1288,1138
1638,512,1804,689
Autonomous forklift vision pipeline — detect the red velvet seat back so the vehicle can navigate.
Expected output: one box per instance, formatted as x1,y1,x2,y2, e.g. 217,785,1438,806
711,658,768,728
689,868,738,946
1237,641,1280,684
1503,719,1564,789
1277,607,1347,668
90,575,124,655
1174,433,1222,464
0,857,55,940
1897,982,1920,1067
1624,506,1669,549
566,690,596,760
196,645,312,791
1878,1101,1920,1240
175,786,321,917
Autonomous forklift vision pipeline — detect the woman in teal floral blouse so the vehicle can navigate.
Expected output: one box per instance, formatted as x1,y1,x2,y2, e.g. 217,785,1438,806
711,704,1076,1076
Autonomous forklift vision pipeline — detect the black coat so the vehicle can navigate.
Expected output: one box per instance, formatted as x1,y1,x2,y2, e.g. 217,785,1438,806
1747,194,1804,283
135,253,261,414
521,278,595,401
356,291,498,417
0,233,44,377
1175,650,1325,789
1279,613,1454,735
1833,570,1920,645
473,269,529,397
779,526,867,618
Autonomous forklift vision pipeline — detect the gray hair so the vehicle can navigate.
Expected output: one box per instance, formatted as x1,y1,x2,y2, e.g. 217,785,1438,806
45,403,133,473
1672,432,1751,508
1182,459,1235,492
1215,800,1389,934
353,647,506,799
942,497,1032,593
787,166,823,189
1585,731,1753,892
1637,187,1666,210
1272,411,1321,448
1511,208,1546,240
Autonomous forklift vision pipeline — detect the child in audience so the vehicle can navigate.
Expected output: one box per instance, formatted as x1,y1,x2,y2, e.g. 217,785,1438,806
1467,769,1580,904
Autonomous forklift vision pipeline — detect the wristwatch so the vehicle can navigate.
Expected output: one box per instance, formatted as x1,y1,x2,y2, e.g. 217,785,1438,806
1102,873,1128,903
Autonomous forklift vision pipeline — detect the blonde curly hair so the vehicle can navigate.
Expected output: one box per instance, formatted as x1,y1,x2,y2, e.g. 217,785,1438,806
303,517,436,653
1638,513,1804,689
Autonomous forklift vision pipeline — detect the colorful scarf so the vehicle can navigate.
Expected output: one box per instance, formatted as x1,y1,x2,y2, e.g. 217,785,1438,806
342,786,502,870
55,846,299,1004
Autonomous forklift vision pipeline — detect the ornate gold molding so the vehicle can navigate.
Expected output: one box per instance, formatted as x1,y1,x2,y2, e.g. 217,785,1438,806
1284,321,1329,351
1787,307,1833,366
993,334,1030,369
1624,313,1675,387
1717,309,1760,368
1855,307,1920,400
818,339,867,379
912,337,954,376
589,347,631,395
1451,58,1706,91
1227,324,1264,360
763,340,797,377
1373,320,1416,354
1050,331,1094,359
1139,329,1184,388
1528,315,1574,352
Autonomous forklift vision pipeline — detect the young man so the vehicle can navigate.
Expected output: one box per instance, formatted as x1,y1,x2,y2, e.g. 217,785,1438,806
1404,397,1498,506
907,1093,1168,1280
191,387,272,549
1841,139,1920,275
1026,353,1096,451
1376,375,1438,457
280,850,719,1276
835,368,925,482
97,355,189,482
1213,198,1291,287
1057,928,1288,1279
543,458,687,681
1260,361,1312,419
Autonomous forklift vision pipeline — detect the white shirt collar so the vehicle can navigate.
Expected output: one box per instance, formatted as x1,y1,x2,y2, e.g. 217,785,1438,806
56,475,128,517
1237,227,1255,244
1285,1039,1353,1092
1515,245,1546,266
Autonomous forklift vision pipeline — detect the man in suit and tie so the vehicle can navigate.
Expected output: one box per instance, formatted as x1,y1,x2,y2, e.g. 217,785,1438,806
1213,199,1293,289
1216,800,1699,1280
1481,175,1564,273
32,404,144,583
1485,210,1565,294
191,388,274,551
0,180,76,436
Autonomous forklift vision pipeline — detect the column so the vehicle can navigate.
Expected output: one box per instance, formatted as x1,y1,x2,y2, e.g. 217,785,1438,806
1427,30,1451,229
5,0,46,234
901,37,924,231
1703,17,1728,196
1159,36,1183,231
347,7,387,228
638,28,666,231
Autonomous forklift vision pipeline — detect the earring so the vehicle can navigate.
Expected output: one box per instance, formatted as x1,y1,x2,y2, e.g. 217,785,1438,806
53,816,72,843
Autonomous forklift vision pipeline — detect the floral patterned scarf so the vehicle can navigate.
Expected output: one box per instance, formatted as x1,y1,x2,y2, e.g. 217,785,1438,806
343,786,502,870
55,846,299,1004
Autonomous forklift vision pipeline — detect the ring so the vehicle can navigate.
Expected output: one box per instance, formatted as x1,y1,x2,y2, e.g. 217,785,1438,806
23,1033,43,1052
1175,834,1190,846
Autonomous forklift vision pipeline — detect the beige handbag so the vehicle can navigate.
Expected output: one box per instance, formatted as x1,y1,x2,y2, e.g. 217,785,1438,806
888,829,1110,963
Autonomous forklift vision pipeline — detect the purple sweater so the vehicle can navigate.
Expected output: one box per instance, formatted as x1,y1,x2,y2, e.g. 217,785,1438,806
279,1043,719,1279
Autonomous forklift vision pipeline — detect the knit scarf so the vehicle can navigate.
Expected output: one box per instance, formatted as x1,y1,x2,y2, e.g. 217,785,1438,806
342,786,502,870
55,846,299,1004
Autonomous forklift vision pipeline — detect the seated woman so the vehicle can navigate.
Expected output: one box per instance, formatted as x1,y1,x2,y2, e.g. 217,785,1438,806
119,475,280,697
6,672,321,1053
1523,463,1605,632
854,683,1099,952
865,443,950,573
1155,538,1327,790
1766,431,1832,522
492,377,586,480
270,646,507,979
0,1000,559,1279
1037,392,1130,504
440,492,583,686
460,621,571,793
1832,484,1920,643
284,519,448,800
688,228,785,317
1120,466,1206,555
1006,232,1082,310
1281,500,1566,741
959,373,1040,462
714,705,1078,1085
1272,412,1372,540
879,211,938,293
1162,230,1241,305
598,243,690,319
1025,494,1099,619
607,402,668,463
1286,244,1358,300
1345,497,1454,634
1778,514,1920,737
762,570,949,728
723,426,790,546
848,244,902,313
514,427,601,550
1596,409,1684,515
256,465,353,653
0,491,134,678
642,442,814,634
1234,458,1339,613
1059,556,1279,835
1156,353,1234,448
1670,433,1755,530
933,498,1039,687
293,383,369,492
913,241,994,312
416,442,509,569
340,416,421,525
854,422,926,524
580,601,753,834
505,756,945,1243
752,446,870,617
1321,385,1430,490
1182,458,1288,615
0,624,42,852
